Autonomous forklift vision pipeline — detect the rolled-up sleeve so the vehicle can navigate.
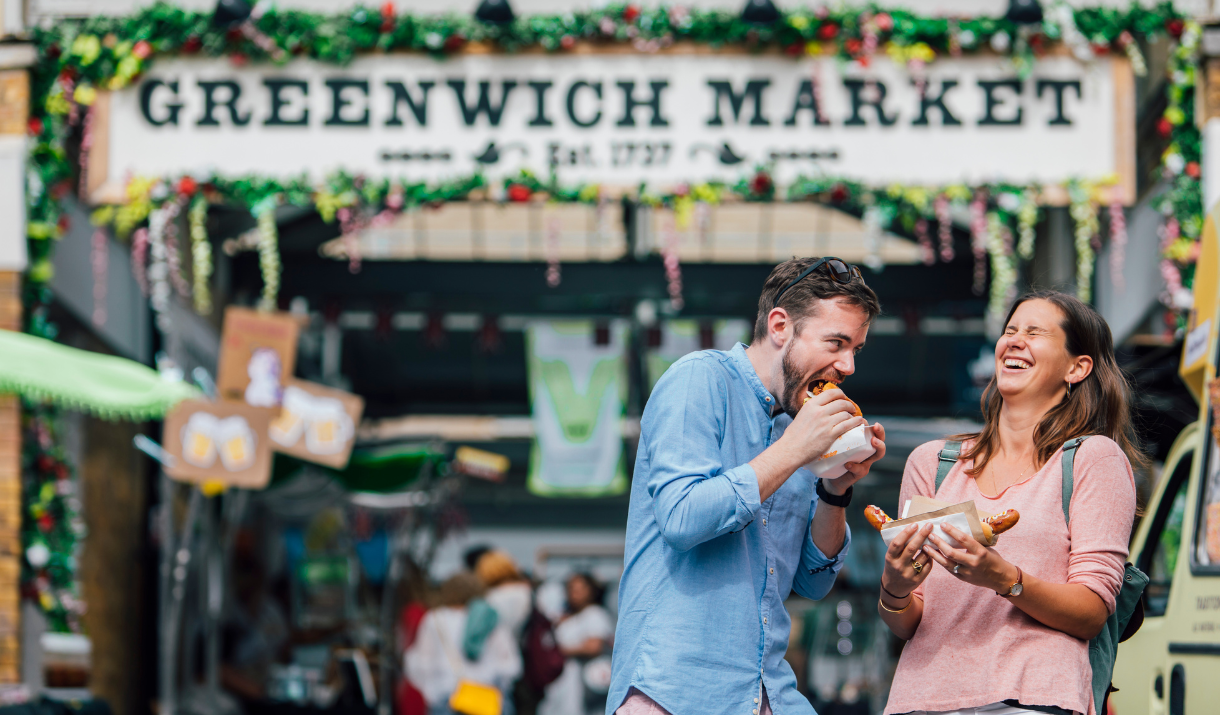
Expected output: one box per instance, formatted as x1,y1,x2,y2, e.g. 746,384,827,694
645,359,763,552
793,497,850,600
1066,443,1136,615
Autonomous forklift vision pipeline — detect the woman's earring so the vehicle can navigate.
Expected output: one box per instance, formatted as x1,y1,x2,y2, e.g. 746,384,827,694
1066,380,1072,397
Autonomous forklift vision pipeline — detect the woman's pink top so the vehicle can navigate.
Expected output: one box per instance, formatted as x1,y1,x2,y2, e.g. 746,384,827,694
884,437,1136,715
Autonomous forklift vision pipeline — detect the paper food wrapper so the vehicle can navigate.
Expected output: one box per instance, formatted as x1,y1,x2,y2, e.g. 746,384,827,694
807,424,876,479
879,499,990,550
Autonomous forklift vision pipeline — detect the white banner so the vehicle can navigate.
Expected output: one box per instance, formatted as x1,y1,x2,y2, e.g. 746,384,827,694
100,53,1132,193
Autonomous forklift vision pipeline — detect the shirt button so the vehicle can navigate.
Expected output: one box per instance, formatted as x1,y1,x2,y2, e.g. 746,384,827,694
753,710,759,714
763,617,768,624
762,518,767,526
754,699,760,704
769,567,774,574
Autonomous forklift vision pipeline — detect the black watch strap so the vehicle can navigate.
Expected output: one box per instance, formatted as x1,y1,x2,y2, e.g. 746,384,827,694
816,479,853,507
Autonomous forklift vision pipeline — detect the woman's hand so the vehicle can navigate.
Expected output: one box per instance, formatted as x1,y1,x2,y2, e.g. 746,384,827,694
881,522,935,599
925,523,1019,594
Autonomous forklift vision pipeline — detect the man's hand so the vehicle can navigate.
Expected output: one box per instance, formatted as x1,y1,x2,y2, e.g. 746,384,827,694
750,386,865,503
822,422,886,496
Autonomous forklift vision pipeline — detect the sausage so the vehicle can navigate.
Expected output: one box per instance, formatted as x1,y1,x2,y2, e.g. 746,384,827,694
983,508,1020,535
864,505,894,531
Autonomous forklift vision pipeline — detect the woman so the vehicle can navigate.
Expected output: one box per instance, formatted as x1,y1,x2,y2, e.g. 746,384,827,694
538,573,614,715
878,291,1141,715
476,550,534,639
406,572,522,715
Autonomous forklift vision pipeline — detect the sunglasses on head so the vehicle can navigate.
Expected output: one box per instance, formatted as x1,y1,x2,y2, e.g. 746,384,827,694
772,257,865,310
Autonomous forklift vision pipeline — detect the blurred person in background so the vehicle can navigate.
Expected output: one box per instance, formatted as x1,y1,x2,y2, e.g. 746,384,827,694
539,573,614,715
406,572,523,715
476,550,534,639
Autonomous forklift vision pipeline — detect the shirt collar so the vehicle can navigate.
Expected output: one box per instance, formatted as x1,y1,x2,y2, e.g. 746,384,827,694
729,343,779,413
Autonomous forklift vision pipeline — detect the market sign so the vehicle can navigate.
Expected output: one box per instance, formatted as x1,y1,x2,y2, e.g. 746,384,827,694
92,52,1134,200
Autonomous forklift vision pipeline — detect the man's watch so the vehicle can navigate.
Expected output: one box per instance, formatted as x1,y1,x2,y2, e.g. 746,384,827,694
998,566,1024,598
816,479,853,508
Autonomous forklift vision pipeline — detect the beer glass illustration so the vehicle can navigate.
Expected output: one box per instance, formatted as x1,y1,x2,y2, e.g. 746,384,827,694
181,413,221,468
304,395,353,455
269,386,310,447
216,416,257,471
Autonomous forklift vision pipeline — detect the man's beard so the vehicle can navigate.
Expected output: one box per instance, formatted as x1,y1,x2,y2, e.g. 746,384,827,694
778,341,845,419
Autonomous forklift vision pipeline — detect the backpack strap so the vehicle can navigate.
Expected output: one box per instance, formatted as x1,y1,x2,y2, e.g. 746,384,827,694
1060,436,1089,527
935,441,963,496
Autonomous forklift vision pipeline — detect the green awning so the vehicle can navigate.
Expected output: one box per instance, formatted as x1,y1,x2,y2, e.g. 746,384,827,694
270,443,447,493
0,329,200,420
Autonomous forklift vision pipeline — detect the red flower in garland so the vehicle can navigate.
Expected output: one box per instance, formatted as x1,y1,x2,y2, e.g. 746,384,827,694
1157,117,1173,138
874,13,893,32
623,5,641,24
507,184,532,202
443,34,467,53
829,183,849,204
59,66,77,82
27,117,43,137
50,180,73,200
783,42,803,57
177,176,198,197
230,52,249,67
817,23,839,40
56,215,71,234
35,455,55,473
132,40,152,59
561,35,576,50
1028,33,1045,52
380,1,396,33
183,36,203,54
1090,42,1110,56
844,38,862,56
46,44,61,60
750,171,773,196
1186,161,1201,179
226,27,244,43
1167,18,1185,40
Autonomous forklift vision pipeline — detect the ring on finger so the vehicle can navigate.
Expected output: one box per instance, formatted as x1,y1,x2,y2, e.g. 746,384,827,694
911,558,923,574
952,563,961,575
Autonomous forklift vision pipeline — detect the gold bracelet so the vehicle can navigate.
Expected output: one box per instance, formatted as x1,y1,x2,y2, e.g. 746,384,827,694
878,595,912,614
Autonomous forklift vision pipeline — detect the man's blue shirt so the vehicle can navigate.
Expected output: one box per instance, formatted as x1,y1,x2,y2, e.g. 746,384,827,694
608,343,849,715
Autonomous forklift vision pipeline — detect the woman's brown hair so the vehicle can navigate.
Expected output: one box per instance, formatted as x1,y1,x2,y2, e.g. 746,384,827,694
953,290,1149,476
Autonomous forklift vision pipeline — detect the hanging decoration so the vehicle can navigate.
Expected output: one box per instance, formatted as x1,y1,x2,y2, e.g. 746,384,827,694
970,190,988,296
662,214,684,310
164,197,191,299
147,202,176,334
1068,180,1100,303
915,218,934,266
1016,189,1039,260
985,211,1018,334
21,401,87,634
254,199,281,311
90,227,107,327
1109,195,1128,291
935,194,954,263
189,196,211,315
545,216,562,288
130,226,149,297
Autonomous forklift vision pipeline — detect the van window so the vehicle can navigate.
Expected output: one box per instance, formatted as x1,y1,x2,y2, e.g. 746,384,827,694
1194,439,1220,571
1139,454,1193,617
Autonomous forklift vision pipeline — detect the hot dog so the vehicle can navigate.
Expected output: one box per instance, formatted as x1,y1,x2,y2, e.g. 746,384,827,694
804,380,863,417
863,505,1020,546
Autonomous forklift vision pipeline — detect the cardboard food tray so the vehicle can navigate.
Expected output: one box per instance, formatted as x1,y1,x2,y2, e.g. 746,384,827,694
878,498,989,550
807,424,875,479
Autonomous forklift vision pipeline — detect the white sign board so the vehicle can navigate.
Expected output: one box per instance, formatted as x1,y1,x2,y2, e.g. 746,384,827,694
99,53,1132,195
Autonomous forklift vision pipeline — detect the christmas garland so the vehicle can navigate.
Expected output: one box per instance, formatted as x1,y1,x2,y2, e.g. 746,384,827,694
23,3,1193,317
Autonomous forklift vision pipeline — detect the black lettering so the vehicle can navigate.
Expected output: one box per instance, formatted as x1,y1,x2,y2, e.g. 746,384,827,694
566,81,602,128
196,80,250,127
783,80,829,126
1036,79,1082,126
843,80,897,127
263,79,309,126
527,81,553,127
324,79,370,126
385,80,433,126
978,79,1023,126
447,80,517,127
140,79,182,126
616,81,669,128
912,79,961,126
706,79,770,127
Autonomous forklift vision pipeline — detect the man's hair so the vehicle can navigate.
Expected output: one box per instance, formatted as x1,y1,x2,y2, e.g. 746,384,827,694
752,257,881,342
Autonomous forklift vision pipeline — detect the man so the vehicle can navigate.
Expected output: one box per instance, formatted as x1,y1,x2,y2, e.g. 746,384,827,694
607,257,885,715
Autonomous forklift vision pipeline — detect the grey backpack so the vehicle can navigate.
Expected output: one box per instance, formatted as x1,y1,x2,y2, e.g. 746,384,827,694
935,437,1148,713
